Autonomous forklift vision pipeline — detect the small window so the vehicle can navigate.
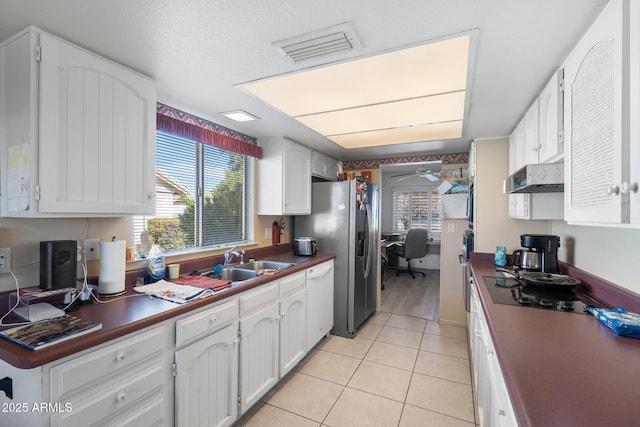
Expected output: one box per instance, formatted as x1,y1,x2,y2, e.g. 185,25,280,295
392,187,442,236
133,131,253,254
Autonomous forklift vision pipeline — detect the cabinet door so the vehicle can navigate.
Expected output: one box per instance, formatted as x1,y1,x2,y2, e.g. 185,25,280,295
279,289,307,377
538,69,564,163
311,150,329,178
523,98,540,165
282,139,311,214
239,302,279,414
629,0,640,224
1,30,41,217
306,261,334,351
508,193,529,219
38,33,156,215
175,321,239,427
508,121,524,174
563,0,625,223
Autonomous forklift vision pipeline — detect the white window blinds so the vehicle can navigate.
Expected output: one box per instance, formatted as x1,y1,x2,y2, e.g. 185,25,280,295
392,187,442,233
133,131,253,253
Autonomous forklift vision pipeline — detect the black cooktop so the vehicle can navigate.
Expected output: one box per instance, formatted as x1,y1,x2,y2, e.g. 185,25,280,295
481,276,603,315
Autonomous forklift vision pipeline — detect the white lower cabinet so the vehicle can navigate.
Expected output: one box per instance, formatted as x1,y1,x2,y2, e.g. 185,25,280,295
278,272,307,377
469,285,518,427
0,262,336,427
239,283,279,414
174,300,239,427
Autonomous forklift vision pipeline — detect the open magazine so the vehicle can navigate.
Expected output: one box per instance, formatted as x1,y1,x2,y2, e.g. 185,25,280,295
0,314,102,351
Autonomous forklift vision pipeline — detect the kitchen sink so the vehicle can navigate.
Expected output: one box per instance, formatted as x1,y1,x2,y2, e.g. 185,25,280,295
205,267,258,284
236,260,295,271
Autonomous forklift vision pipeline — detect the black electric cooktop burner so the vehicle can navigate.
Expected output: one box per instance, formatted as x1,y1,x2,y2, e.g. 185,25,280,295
481,276,603,314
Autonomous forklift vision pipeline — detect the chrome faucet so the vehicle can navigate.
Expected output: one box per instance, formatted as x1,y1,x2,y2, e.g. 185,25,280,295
224,247,245,266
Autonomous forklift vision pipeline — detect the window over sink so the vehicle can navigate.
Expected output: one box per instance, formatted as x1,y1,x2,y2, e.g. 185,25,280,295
133,131,254,255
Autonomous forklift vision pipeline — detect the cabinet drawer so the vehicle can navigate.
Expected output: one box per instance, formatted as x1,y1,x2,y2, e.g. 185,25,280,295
278,271,306,299
50,325,166,401
109,391,168,427
176,299,238,347
240,283,278,317
50,362,166,427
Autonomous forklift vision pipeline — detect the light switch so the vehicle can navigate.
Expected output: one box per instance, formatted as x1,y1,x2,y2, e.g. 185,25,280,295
447,223,455,233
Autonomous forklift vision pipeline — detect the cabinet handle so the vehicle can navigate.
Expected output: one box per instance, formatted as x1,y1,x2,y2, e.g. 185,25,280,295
116,391,127,403
147,192,155,200
116,351,127,362
606,185,620,196
621,182,639,194
499,409,506,417
210,316,218,324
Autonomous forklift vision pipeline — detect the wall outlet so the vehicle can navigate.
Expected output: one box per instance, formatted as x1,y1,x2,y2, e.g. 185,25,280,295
0,247,12,273
265,227,273,239
83,238,100,261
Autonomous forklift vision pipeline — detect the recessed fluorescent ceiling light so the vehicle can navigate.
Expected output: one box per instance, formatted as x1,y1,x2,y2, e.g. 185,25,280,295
241,34,471,149
221,110,260,122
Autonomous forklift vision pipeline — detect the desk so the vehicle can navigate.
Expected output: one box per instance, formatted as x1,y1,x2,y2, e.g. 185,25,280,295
381,240,441,271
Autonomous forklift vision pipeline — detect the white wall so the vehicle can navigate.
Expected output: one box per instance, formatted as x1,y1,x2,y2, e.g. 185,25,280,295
0,217,132,292
439,219,467,326
474,137,551,253
551,221,640,295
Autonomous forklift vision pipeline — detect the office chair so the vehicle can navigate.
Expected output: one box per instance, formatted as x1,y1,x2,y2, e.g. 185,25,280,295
393,228,428,279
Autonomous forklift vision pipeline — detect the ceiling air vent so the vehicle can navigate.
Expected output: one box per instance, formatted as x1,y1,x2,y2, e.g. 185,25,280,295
273,22,361,62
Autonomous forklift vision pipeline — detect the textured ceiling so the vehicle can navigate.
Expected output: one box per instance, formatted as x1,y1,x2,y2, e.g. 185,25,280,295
0,0,607,161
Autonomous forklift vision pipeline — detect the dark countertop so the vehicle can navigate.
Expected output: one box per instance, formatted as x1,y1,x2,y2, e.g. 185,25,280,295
0,253,335,369
469,253,640,427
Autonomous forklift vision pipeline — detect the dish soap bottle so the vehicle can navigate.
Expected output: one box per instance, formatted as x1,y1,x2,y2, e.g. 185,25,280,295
146,243,166,283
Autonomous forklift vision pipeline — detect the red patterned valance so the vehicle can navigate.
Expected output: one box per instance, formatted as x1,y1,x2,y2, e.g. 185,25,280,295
157,103,261,159
342,152,468,170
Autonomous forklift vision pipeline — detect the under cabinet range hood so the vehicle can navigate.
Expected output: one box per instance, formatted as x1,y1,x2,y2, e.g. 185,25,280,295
504,163,564,193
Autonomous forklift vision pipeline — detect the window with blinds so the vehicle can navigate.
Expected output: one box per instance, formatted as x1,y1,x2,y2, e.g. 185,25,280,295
391,187,442,233
133,131,253,253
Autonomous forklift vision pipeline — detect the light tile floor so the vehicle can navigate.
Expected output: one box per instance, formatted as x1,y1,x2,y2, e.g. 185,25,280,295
237,312,475,427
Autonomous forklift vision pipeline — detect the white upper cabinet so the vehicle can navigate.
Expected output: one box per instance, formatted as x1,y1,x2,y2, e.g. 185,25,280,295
508,121,524,175
257,137,311,215
563,0,640,225
0,27,156,217
311,150,339,181
538,69,564,164
523,98,540,166
628,0,640,224
509,69,564,175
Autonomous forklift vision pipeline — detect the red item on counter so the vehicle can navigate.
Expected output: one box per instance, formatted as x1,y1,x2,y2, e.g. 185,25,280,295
174,275,232,292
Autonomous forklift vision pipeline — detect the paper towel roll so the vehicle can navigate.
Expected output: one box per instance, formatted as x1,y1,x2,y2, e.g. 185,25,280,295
99,240,126,295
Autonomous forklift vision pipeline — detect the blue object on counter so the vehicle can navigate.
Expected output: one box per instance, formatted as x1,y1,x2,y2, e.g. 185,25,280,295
588,307,640,338
213,264,223,275
495,246,507,267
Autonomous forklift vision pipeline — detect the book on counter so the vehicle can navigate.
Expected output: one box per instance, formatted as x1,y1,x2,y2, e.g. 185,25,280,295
0,314,102,351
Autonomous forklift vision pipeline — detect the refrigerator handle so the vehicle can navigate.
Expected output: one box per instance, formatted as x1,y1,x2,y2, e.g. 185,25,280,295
363,203,372,279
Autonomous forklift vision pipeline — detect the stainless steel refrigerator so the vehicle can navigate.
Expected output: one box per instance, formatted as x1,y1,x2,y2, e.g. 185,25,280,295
295,180,379,338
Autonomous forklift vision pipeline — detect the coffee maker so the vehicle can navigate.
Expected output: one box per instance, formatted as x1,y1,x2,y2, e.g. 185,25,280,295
520,234,561,273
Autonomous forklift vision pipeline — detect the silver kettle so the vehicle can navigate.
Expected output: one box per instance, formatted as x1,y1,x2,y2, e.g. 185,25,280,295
512,249,542,271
